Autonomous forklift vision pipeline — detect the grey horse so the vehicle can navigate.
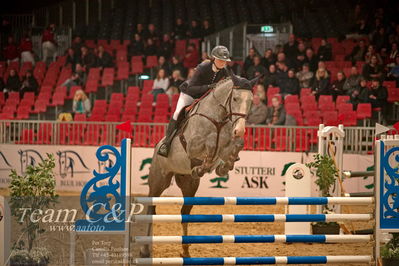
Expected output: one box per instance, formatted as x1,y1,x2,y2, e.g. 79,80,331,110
141,71,258,257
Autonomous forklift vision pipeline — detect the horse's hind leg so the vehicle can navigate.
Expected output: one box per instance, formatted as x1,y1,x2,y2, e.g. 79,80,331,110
175,174,200,258
140,156,174,258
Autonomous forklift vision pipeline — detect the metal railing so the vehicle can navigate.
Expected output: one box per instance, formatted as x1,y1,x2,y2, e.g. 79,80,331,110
0,120,376,154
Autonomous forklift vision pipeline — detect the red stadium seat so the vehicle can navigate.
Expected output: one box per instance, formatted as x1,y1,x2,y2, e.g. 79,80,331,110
356,103,372,120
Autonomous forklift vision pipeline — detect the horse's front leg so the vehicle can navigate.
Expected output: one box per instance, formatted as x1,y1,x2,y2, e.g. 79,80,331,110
188,132,217,179
215,137,244,176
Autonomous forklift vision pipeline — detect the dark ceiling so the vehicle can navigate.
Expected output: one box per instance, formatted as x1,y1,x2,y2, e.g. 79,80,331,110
1,0,62,14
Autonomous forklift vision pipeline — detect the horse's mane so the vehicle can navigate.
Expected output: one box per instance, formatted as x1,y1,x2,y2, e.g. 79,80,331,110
215,77,233,91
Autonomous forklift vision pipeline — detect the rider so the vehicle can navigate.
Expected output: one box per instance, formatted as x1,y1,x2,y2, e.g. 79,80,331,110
158,45,231,157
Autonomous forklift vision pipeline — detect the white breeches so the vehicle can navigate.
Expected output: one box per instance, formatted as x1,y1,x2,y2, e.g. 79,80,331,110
172,92,194,120
42,41,56,61
21,51,35,65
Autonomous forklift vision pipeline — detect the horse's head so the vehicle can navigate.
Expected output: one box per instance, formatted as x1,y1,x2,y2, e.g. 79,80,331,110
228,70,259,138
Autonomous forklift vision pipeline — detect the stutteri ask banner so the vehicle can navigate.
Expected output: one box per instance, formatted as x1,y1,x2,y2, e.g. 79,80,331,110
0,145,374,196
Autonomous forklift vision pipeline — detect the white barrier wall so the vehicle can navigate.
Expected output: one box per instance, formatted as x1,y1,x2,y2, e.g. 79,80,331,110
0,145,374,196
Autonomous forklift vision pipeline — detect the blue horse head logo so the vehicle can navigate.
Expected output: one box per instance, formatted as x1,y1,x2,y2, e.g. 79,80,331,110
57,150,90,178
18,150,43,173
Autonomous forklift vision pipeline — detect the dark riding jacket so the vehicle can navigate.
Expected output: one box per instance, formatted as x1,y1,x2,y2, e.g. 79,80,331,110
180,60,228,99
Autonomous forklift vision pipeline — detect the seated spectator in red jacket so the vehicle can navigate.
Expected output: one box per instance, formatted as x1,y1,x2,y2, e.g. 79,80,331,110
246,56,267,79
19,35,35,65
80,46,96,71
4,69,21,93
20,70,38,96
362,55,384,80
42,24,57,63
187,20,202,38
247,94,268,125
144,38,157,57
174,18,187,40
266,96,286,126
183,44,199,69
3,36,19,63
317,38,332,61
278,68,300,97
128,33,144,58
158,34,173,60
96,45,113,69
330,71,347,99
311,68,330,96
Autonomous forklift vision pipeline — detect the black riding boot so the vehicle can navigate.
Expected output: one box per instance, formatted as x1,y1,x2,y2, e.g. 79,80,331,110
157,119,178,157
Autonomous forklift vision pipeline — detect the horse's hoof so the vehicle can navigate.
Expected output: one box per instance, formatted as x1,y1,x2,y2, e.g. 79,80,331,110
180,252,191,258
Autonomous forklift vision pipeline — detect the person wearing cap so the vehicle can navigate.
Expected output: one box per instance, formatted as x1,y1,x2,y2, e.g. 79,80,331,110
158,45,231,157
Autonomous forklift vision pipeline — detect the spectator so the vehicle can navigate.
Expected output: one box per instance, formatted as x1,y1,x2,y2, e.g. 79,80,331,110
96,45,113,68
72,90,91,115
330,71,347,99
354,19,369,35
80,46,96,70
359,79,388,120
278,69,300,97
187,20,202,38
276,52,288,66
3,36,19,63
174,18,187,39
19,35,35,65
187,68,195,79
347,39,367,62
244,48,256,75
317,38,332,61
261,48,275,69
247,94,268,125
168,69,184,97
61,72,81,91
274,44,284,54
283,34,298,62
145,24,159,42
151,68,169,100
71,36,83,58
65,48,78,71
365,45,383,64
362,55,384,80
169,56,186,77
372,27,388,51
136,23,145,37
128,33,144,58
144,38,157,57
296,63,314,88
154,56,170,76
227,60,242,76
317,60,331,75
266,96,286,125
386,42,398,67
304,48,318,72
388,55,399,86
343,66,363,92
4,69,21,93
183,44,199,69
42,24,57,63
246,56,267,79
202,19,213,36
158,34,173,59
254,84,267,104
311,68,330,96
201,52,210,61
0,78,4,93
294,42,306,70
349,78,367,108
275,62,288,85
20,70,38,96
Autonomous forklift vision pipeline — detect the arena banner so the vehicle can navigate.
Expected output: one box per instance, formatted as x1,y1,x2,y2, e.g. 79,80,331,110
0,145,373,196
